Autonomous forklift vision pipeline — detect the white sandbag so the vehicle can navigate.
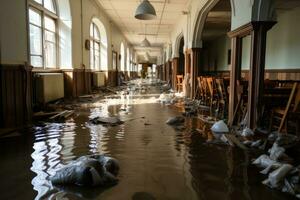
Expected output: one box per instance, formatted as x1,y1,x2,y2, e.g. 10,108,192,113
268,164,293,188
241,127,254,137
252,154,277,168
211,120,229,133
88,154,119,176
251,139,263,148
51,155,119,187
166,116,185,125
269,143,285,161
158,93,173,104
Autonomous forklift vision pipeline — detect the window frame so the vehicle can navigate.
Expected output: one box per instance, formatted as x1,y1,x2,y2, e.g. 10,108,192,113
28,0,59,69
90,22,101,70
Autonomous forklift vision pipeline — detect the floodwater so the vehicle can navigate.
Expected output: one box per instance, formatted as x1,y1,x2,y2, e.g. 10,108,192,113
0,80,295,200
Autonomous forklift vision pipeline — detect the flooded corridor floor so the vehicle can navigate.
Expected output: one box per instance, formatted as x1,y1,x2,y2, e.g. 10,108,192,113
0,81,295,200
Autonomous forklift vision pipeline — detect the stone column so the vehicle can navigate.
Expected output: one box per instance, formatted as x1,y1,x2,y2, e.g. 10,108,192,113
190,48,201,99
184,50,191,97
172,58,179,91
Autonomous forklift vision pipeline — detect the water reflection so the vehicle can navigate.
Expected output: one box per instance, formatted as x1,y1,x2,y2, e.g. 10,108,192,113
0,79,295,200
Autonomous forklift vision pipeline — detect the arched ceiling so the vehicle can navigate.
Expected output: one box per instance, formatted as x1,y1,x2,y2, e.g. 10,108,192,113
201,0,231,42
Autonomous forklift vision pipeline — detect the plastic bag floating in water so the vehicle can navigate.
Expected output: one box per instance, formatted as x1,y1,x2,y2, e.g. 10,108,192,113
51,155,119,187
166,116,185,125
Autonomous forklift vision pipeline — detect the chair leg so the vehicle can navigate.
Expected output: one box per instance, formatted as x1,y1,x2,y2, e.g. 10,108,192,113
269,111,274,133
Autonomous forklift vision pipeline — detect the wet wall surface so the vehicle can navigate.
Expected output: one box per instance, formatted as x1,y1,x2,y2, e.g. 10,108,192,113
0,82,296,200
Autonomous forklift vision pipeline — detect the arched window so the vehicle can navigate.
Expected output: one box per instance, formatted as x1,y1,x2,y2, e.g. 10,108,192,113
90,18,108,70
28,0,58,68
120,43,125,71
90,22,100,70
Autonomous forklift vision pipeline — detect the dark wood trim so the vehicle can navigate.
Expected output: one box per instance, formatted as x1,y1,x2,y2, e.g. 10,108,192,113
228,22,253,38
247,21,276,129
172,58,179,90
228,21,277,38
227,21,276,129
202,69,300,73
228,36,243,126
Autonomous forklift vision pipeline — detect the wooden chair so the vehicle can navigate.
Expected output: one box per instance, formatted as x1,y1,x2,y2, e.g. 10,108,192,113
215,78,227,118
176,75,184,92
196,76,204,101
206,77,217,109
201,77,209,105
269,82,300,134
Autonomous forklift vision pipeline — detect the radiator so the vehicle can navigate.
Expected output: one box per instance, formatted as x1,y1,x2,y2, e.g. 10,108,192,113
93,72,106,87
35,73,64,104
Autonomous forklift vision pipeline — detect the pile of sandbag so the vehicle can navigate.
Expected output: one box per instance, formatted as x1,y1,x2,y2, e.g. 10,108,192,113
252,140,300,198
157,93,177,105
51,154,119,187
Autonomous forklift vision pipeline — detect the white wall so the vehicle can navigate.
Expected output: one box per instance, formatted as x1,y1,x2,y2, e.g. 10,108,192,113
240,7,300,70
0,0,28,64
265,8,300,69
0,0,131,71
204,5,300,71
70,0,130,70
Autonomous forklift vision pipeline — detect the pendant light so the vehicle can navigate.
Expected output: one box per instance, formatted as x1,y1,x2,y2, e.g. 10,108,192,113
140,24,151,47
135,0,157,20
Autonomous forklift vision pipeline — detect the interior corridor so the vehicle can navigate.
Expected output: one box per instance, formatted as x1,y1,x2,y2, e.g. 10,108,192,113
1,0,300,199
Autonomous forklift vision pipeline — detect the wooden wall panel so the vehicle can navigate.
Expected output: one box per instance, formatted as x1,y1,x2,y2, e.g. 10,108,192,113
0,64,32,128
107,70,118,86
204,69,300,81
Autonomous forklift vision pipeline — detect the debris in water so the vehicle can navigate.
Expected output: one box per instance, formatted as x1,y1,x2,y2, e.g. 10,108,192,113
241,127,254,137
263,164,293,188
211,120,229,133
90,116,124,126
51,155,119,187
166,116,185,125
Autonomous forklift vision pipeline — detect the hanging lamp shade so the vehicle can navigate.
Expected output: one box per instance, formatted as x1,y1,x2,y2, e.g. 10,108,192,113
141,38,151,47
135,0,157,20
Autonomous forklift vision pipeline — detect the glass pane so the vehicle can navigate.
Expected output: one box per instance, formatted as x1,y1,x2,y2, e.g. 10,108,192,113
45,30,56,43
29,24,42,55
33,0,42,4
94,25,100,40
44,16,56,32
95,55,100,69
29,9,41,26
90,41,94,68
45,42,56,68
94,42,100,69
31,56,43,67
44,0,56,13
94,42,100,51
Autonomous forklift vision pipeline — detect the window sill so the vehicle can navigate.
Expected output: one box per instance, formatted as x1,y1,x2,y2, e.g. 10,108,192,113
32,68,62,73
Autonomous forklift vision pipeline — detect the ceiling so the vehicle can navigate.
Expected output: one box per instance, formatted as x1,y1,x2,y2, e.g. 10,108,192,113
97,0,190,61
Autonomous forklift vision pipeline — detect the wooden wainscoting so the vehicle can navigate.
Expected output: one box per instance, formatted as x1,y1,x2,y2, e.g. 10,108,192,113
0,64,33,128
63,68,92,98
204,69,300,81
107,70,118,86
